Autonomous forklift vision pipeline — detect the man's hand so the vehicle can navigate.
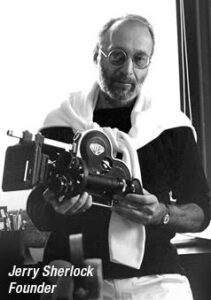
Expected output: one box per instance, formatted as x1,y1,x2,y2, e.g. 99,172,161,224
112,190,166,225
43,189,92,216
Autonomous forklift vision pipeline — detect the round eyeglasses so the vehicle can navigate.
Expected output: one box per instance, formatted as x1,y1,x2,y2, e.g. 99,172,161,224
100,48,151,69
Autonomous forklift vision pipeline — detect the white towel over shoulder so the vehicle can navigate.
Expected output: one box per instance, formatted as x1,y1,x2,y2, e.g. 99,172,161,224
43,82,194,269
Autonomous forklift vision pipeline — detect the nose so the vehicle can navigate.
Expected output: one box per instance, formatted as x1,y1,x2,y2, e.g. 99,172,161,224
120,57,134,76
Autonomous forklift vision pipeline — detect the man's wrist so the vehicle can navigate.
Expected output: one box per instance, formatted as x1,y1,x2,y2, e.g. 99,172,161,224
151,203,170,225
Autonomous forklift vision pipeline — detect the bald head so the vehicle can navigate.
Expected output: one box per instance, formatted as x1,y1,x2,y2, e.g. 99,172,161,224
94,14,155,63
102,20,153,59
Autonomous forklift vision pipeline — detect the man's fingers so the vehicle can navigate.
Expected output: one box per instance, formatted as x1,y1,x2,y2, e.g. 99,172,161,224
43,188,92,215
112,205,150,224
113,193,156,208
75,194,92,214
112,192,160,224
65,192,92,215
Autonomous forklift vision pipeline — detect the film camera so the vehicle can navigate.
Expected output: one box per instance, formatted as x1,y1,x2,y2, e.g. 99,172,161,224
2,129,142,207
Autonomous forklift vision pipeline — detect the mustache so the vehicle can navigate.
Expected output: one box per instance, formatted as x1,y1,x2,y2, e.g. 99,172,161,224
111,74,136,85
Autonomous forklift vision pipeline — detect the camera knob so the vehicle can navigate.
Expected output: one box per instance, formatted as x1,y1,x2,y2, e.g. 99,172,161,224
101,159,112,171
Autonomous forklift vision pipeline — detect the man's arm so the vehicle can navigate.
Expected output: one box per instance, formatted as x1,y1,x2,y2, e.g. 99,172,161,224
165,202,206,232
112,192,208,233
112,127,211,233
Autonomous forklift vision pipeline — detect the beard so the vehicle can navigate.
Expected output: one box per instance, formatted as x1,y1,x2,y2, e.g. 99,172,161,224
98,65,146,104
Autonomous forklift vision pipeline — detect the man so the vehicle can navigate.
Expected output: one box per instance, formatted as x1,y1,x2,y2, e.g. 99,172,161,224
27,15,210,299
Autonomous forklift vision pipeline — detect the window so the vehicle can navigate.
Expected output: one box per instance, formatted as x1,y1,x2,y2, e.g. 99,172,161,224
176,0,211,188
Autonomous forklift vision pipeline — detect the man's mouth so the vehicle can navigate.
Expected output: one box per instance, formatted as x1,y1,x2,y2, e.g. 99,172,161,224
113,81,133,89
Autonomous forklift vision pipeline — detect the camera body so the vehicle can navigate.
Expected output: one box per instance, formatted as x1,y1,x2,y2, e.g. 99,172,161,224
2,129,142,207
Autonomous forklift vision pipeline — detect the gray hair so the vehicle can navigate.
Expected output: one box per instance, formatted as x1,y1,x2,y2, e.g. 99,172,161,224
93,14,155,63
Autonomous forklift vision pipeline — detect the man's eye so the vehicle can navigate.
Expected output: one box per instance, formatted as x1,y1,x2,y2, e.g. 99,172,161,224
134,55,147,65
110,51,125,64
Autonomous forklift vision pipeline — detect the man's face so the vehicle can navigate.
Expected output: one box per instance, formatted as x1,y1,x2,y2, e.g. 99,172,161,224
97,20,153,107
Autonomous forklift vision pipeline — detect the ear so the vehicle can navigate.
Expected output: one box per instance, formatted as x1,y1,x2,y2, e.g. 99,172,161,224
93,45,99,64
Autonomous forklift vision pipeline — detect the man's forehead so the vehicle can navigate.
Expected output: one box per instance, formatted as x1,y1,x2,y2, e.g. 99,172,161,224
102,19,153,52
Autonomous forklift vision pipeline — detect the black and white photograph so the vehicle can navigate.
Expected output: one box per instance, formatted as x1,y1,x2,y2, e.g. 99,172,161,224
0,0,211,299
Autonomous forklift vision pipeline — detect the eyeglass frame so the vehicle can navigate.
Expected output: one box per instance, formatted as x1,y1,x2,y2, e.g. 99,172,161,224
99,47,151,69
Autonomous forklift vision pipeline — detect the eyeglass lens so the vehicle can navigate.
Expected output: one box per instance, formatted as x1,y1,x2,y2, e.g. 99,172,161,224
108,49,149,69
